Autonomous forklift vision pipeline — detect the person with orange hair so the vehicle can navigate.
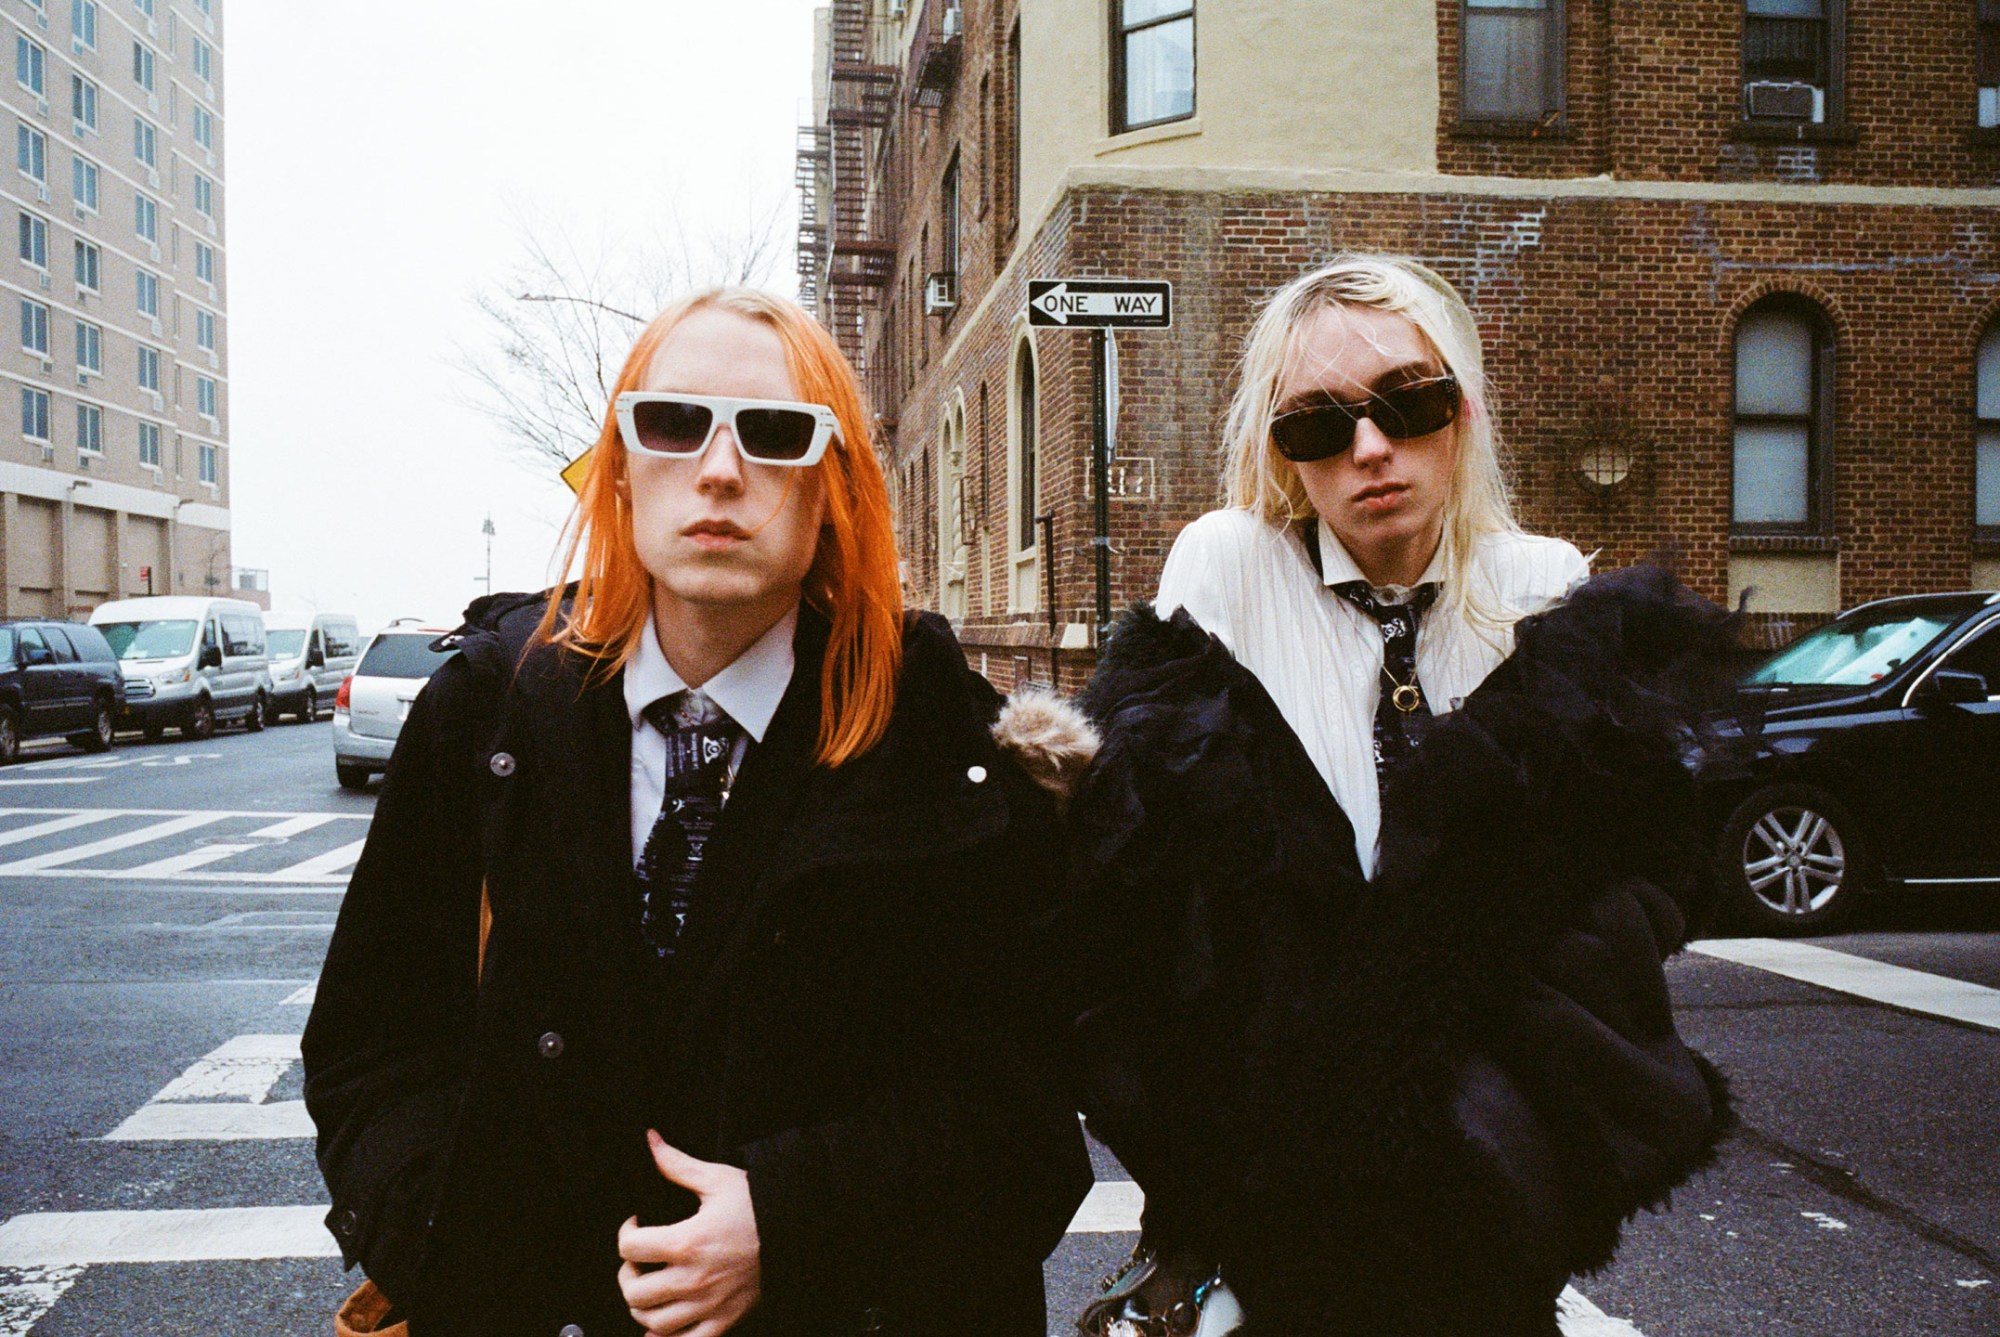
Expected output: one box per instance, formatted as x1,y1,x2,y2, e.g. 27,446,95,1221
303,290,1095,1337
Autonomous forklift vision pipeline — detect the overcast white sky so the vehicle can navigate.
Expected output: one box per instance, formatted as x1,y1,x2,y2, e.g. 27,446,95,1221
227,2,821,632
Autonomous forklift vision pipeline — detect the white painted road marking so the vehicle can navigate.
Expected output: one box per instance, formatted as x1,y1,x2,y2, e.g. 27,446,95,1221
282,985,318,1006
1065,1179,1144,1232
0,813,225,873
0,777,103,786
0,812,114,849
0,1264,84,1337
0,1207,339,1267
148,1035,300,1103
1691,938,2000,1032
0,808,370,883
268,838,368,881
123,843,259,877
247,814,340,840
105,1102,315,1141
1557,1288,1649,1335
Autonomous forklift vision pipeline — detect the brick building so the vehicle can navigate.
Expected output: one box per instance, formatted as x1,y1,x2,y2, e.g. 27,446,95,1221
798,0,2000,689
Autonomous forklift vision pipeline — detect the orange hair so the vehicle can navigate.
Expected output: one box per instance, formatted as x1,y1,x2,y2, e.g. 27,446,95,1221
535,288,905,768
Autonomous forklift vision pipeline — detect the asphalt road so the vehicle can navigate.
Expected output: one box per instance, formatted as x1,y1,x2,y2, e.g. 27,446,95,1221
0,720,1995,1335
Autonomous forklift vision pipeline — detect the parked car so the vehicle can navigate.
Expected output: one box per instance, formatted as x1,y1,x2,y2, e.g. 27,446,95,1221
263,612,361,723
1708,591,2000,933
333,621,459,790
0,619,126,762
89,596,274,740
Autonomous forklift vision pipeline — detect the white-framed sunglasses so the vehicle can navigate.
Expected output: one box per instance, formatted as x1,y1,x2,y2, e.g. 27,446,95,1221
614,392,839,468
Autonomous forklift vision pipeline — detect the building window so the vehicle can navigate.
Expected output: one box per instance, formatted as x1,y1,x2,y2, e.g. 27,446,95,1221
18,210,49,268
75,318,100,372
20,297,50,355
71,153,98,212
132,41,155,93
1013,334,1039,551
1461,0,1563,124
940,151,960,281
194,240,214,285
1981,0,2000,128
196,374,216,419
1004,19,1020,240
198,440,217,484
193,0,209,15
1743,0,1843,124
137,419,161,467
1733,298,1834,534
192,104,213,151
1112,0,1195,134
77,401,102,454
133,0,153,16
195,308,214,351
16,124,47,183
193,172,213,217
136,267,159,318
190,35,211,84
72,0,96,49
72,74,97,131
137,343,159,392
135,191,157,243
16,35,46,98
1979,322,2000,535
134,116,156,169
73,238,98,289
22,387,50,441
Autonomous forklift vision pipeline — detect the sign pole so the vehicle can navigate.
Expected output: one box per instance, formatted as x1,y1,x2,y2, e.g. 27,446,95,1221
1091,328,1112,641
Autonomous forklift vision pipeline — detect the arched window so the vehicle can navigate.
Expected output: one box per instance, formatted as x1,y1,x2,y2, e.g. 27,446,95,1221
1978,322,1999,537
938,398,967,619
1733,298,1834,534
1008,329,1041,612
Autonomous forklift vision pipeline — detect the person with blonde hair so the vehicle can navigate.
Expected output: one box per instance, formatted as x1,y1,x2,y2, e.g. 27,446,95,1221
304,289,1091,1337
1060,254,1734,1335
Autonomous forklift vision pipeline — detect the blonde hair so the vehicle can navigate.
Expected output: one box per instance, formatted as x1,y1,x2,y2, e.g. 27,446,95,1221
538,287,904,768
1221,252,1522,636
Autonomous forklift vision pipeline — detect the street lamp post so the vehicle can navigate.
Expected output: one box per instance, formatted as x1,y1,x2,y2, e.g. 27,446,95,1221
479,515,495,596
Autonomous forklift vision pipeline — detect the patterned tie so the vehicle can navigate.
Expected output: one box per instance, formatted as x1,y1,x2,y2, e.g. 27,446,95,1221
635,690,737,958
1332,581,1441,793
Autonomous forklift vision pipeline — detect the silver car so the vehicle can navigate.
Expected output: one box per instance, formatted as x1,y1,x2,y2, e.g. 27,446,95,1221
332,623,459,790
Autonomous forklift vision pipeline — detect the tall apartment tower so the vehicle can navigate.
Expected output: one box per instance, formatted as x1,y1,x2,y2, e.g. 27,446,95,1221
801,0,2000,690
4,0,229,618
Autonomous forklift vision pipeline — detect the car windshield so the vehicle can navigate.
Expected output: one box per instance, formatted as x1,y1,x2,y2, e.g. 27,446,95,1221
357,633,456,680
266,631,308,657
97,620,199,660
1745,608,1957,687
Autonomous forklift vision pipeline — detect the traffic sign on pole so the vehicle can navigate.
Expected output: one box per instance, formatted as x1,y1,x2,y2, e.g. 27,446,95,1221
1027,279,1172,329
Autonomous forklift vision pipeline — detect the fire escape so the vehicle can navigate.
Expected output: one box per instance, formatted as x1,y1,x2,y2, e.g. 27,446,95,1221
815,0,897,381
794,125,830,319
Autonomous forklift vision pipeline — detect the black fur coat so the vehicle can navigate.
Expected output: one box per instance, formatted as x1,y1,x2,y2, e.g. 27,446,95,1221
1054,565,1736,1336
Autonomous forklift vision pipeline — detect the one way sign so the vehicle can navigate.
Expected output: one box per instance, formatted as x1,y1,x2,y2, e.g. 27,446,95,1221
1027,279,1173,329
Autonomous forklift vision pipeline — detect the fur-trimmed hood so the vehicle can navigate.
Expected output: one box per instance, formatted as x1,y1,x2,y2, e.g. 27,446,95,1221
991,689,1100,808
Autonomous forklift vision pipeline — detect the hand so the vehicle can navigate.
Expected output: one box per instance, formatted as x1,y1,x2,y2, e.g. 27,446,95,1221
618,1130,763,1337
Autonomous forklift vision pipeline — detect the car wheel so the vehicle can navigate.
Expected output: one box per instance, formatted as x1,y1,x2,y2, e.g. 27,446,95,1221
68,700,115,752
1718,783,1864,934
245,692,268,732
183,698,216,741
0,706,18,764
336,762,372,791
298,686,318,724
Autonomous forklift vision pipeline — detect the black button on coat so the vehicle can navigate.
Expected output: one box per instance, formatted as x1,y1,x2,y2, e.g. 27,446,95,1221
302,594,1091,1337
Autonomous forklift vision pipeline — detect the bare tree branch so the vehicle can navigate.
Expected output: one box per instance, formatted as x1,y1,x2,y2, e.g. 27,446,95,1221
455,199,791,473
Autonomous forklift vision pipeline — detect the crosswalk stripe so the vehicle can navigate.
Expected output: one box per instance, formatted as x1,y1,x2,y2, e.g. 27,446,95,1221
105,1101,315,1141
0,811,115,849
0,777,103,786
1557,1288,1649,1335
1691,938,2000,1032
122,843,259,877
0,1207,338,1267
268,839,368,881
149,1035,301,1103
1066,1179,1143,1232
0,813,225,873
0,1264,84,1337
246,814,340,840
282,985,318,1006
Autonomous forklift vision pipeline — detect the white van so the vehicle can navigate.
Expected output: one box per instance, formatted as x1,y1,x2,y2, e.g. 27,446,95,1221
89,596,274,739
262,612,360,723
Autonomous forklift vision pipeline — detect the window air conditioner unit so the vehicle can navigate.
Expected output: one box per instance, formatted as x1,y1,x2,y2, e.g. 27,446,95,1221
206,350,217,369
146,16,156,36
924,271,957,313
73,120,88,139
38,271,51,289
70,36,84,55
942,3,963,38
149,317,162,335
149,391,163,409
40,359,55,373
1745,81,1822,122
41,444,55,462
147,168,159,187
35,98,49,118
1981,86,2000,129
35,9,48,29
35,183,50,202
149,243,161,261
151,466,163,483
205,216,215,235
888,0,905,16
72,205,87,221
204,149,213,167
76,370,89,385
78,450,91,468
146,93,159,112
75,285,88,302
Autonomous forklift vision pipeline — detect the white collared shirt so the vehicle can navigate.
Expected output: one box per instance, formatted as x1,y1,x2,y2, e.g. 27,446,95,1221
622,606,799,866
1154,510,1587,879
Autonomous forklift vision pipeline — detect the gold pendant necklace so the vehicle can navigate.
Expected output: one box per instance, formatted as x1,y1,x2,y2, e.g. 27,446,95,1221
1380,664,1424,714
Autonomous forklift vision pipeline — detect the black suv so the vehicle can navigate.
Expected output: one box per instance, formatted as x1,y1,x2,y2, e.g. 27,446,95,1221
0,619,127,762
1710,592,2000,933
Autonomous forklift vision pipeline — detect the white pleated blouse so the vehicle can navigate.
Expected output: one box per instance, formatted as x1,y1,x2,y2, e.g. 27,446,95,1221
1154,509,1589,878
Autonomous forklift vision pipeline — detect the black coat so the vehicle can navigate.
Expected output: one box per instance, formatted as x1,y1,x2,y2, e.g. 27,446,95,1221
1056,565,1736,1336
302,594,1092,1337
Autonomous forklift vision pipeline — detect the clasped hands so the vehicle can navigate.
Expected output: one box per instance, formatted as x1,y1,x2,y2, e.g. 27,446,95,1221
617,1129,762,1337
